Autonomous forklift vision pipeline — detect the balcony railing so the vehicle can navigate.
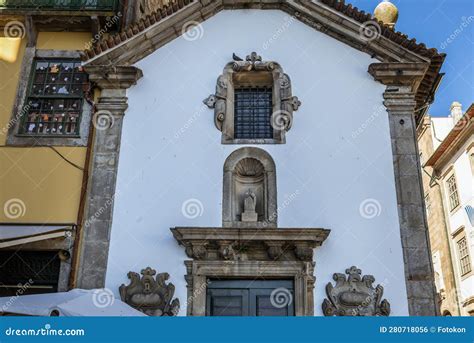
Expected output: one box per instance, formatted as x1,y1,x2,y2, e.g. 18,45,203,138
0,0,118,12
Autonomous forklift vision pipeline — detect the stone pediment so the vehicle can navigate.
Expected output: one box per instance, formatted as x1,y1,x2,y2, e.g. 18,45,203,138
170,227,330,262
81,0,444,122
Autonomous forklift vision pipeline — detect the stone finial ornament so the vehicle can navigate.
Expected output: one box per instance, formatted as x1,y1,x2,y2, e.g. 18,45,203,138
322,266,390,316
373,0,398,28
119,267,180,316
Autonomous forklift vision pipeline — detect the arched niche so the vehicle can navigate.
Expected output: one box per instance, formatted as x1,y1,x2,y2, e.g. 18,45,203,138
223,147,277,228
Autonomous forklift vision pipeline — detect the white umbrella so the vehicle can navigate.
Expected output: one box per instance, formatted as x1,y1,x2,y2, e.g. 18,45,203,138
0,289,146,316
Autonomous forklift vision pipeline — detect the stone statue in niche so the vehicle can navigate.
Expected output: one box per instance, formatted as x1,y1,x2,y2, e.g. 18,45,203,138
241,189,258,222
322,266,390,316
119,267,180,316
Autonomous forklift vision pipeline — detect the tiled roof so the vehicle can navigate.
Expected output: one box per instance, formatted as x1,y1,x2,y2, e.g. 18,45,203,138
82,0,194,61
425,104,474,168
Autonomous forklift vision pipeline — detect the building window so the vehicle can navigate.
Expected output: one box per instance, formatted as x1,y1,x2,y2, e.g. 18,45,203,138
204,52,301,144
446,174,460,211
234,87,273,139
456,236,472,276
20,59,88,136
0,251,61,297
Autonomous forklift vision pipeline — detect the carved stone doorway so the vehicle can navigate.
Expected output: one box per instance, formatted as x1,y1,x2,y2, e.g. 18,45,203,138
171,227,330,316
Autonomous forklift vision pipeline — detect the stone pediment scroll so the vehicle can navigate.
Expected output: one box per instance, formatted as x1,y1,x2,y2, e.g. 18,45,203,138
119,267,180,316
322,266,390,316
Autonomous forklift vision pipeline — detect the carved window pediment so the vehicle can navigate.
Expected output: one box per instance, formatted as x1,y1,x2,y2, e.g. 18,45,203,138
204,52,301,144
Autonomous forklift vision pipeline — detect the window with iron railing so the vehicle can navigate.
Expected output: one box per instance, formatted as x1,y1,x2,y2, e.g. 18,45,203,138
20,59,89,136
446,174,460,211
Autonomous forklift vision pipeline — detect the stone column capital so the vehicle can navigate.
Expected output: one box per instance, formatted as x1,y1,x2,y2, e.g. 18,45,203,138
85,65,143,90
368,62,429,91
382,87,417,114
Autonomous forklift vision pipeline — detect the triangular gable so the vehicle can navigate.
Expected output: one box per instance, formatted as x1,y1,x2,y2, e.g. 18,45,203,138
81,0,445,120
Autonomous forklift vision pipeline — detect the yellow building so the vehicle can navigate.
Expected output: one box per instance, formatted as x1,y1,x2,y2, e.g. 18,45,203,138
0,0,160,296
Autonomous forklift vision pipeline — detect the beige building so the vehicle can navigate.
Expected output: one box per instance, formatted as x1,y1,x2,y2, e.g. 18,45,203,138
418,102,474,316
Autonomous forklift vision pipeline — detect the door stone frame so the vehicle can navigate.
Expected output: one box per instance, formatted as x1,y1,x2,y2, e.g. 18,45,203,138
172,226,330,316
184,260,315,316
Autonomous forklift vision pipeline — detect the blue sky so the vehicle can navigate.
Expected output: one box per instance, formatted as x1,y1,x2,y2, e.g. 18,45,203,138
350,0,473,117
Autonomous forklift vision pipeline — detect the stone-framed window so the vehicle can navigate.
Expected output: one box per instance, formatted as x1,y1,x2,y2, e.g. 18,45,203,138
445,173,460,212
222,147,277,228
204,52,301,144
452,228,472,279
6,50,92,147
467,142,474,176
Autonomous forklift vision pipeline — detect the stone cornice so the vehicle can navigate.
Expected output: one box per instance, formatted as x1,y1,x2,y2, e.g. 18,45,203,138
171,227,330,262
368,62,429,90
171,227,330,244
85,66,143,90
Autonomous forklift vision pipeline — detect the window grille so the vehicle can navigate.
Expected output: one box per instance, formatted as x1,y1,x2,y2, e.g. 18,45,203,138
234,87,273,139
20,59,89,136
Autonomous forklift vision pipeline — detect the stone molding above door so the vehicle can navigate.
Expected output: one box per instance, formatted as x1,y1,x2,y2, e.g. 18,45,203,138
171,226,330,316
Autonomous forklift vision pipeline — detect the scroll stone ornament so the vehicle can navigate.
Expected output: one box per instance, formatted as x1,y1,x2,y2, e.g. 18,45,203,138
204,52,301,135
322,266,390,316
119,267,180,316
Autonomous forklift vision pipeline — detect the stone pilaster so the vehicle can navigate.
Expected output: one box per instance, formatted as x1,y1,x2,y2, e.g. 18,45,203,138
369,62,439,316
74,66,142,289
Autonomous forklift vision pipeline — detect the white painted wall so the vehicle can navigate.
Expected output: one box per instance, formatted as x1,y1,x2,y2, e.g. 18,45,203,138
105,10,409,315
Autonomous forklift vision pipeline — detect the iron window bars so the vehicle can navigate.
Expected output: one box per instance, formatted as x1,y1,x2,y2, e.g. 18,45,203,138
20,59,89,136
234,87,273,140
